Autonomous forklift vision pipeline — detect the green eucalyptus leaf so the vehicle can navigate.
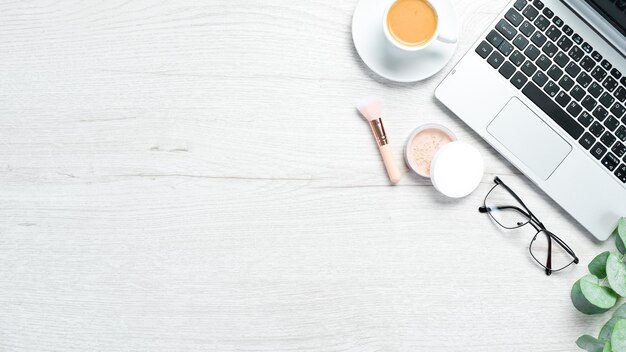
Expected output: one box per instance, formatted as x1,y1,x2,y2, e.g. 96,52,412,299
604,341,612,352
572,275,619,314
617,218,626,255
606,253,626,297
614,303,626,319
590,251,611,278
611,320,626,352
577,334,606,352
600,317,624,342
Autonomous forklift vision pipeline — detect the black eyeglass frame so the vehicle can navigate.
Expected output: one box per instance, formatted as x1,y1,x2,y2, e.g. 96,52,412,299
478,177,579,276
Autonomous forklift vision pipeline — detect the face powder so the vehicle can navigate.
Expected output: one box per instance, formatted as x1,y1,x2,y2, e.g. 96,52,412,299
404,124,457,177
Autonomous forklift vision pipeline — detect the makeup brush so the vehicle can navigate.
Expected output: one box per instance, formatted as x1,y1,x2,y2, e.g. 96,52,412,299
357,97,401,184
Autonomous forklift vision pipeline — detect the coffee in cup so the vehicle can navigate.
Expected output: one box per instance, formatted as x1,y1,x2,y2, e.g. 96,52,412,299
383,0,457,52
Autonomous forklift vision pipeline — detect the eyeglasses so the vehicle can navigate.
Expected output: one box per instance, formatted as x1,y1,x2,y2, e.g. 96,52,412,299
478,177,579,276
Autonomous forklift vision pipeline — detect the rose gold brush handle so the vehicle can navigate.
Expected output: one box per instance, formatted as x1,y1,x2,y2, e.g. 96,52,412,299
369,118,401,185
379,144,401,184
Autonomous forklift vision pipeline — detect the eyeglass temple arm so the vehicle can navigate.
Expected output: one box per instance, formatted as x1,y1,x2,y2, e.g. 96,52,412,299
545,233,553,276
547,232,579,262
479,205,531,218
479,205,547,233
493,177,545,227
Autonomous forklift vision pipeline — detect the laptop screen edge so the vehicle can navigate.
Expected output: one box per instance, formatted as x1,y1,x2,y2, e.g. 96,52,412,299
561,0,626,58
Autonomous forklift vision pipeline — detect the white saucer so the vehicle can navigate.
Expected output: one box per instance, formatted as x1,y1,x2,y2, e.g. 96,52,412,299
352,0,459,83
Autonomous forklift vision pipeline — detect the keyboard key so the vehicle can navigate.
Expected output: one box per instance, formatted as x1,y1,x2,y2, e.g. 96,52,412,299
578,111,594,127
542,7,553,18
557,36,573,51
513,34,530,50
579,132,596,149
536,54,551,70
616,87,626,103
498,41,514,56
602,152,620,171
601,131,617,147
590,121,605,137
523,5,539,21
593,106,609,121
521,60,538,76
542,42,558,57
555,91,571,107
613,141,626,157
568,46,584,61
547,65,563,80
558,75,574,91
519,20,536,37
580,56,595,72
611,68,622,79
615,164,626,184
603,76,618,92
510,71,528,89
531,31,547,47
591,142,607,159
476,41,493,58
572,33,583,45
621,77,626,86
532,71,548,86
554,51,569,68
581,42,593,54
510,50,525,66
487,30,505,47
505,8,524,26
588,82,604,98
522,82,584,139
581,95,597,111
524,44,541,60
600,59,612,71
562,25,573,36
488,52,505,68
545,25,561,41
552,16,563,27
497,19,518,40
604,116,620,132
571,85,585,100
544,80,559,97
565,62,581,78
566,101,582,117
534,15,550,31
591,50,603,62
611,102,625,118
591,66,607,82
514,0,528,11
599,92,615,108
576,72,592,88
533,0,544,9
617,127,626,142
499,61,516,79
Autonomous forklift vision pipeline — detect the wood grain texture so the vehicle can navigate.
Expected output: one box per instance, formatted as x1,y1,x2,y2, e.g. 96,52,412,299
0,0,618,351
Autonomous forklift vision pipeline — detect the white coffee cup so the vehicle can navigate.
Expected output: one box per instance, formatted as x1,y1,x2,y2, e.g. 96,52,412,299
383,0,457,52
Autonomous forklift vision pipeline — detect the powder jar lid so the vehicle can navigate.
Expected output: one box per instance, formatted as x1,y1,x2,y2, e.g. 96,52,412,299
430,141,484,198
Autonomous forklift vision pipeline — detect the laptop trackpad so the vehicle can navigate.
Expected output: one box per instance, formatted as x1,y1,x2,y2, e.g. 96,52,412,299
487,97,572,180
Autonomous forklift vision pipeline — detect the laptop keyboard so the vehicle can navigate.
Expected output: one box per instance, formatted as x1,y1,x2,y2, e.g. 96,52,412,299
475,0,626,184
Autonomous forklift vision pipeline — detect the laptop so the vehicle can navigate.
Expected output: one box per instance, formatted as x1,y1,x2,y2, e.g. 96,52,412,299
436,0,626,240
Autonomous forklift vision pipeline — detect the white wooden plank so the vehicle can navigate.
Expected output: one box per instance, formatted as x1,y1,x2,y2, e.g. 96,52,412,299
0,0,617,351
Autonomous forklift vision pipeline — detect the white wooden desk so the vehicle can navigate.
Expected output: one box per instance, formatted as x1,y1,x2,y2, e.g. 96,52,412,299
0,1,618,351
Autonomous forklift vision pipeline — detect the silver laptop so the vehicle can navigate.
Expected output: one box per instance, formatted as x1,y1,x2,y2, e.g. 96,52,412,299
436,0,626,240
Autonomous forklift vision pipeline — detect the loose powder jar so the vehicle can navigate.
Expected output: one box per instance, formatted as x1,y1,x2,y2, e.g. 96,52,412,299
405,123,484,198
405,124,456,177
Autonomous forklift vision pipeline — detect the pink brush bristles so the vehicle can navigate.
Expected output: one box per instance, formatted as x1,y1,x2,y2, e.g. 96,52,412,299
356,96,382,122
